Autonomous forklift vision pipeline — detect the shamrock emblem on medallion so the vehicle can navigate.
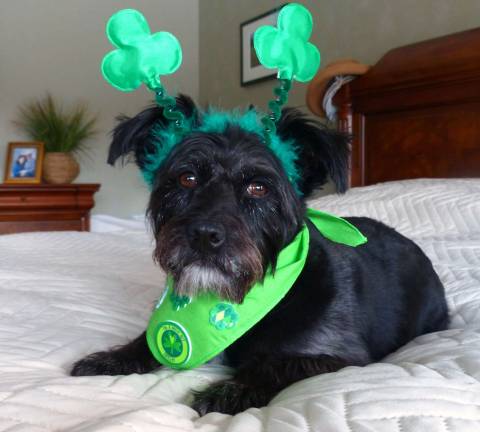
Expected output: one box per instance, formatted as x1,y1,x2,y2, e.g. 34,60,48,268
254,3,320,82
101,9,182,91
161,329,183,357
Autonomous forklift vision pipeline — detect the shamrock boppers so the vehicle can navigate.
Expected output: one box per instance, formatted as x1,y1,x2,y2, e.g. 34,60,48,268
254,3,320,82
102,9,182,92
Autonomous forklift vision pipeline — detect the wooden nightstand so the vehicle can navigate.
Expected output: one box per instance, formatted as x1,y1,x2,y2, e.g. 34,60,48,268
0,183,100,234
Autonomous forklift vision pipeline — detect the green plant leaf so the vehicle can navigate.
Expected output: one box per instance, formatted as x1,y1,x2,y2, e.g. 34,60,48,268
13,93,98,156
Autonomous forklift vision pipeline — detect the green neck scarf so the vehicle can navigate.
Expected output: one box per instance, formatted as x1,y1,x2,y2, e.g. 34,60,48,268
146,208,367,370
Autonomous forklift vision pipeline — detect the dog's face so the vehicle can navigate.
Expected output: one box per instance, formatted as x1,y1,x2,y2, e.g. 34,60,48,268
108,95,349,302
148,127,303,302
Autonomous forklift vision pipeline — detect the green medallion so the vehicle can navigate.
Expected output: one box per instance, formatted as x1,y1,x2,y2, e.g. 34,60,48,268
155,321,190,366
209,303,239,330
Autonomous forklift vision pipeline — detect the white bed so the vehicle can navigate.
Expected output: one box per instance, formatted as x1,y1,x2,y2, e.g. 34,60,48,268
1,179,480,432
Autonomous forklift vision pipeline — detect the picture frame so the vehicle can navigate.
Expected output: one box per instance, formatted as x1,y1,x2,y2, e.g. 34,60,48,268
3,142,44,184
240,5,284,86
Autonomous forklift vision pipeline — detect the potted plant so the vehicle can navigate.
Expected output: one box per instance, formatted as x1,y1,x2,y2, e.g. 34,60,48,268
13,94,97,184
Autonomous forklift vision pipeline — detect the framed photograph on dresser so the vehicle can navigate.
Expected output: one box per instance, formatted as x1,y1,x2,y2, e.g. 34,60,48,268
4,142,44,184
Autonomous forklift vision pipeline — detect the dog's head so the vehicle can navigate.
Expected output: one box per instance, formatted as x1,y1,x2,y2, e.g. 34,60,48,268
108,95,349,302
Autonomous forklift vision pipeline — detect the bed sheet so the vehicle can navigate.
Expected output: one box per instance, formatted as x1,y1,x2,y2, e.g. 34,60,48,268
0,178,479,431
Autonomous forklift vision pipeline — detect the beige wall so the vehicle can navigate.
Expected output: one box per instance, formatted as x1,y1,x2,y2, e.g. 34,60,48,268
0,0,199,217
3,1,479,216
199,0,480,109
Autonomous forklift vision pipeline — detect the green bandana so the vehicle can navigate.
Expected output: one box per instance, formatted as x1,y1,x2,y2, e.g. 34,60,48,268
146,208,367,370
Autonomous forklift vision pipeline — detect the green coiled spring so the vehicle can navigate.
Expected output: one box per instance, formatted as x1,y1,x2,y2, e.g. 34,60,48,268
261,78,292,142
155,86,188,134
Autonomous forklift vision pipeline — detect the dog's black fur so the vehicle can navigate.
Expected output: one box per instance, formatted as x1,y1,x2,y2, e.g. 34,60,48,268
71,95,449,415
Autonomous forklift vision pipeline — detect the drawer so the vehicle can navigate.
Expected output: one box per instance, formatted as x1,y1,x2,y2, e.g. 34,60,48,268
0,191,78,209
0,219,84,234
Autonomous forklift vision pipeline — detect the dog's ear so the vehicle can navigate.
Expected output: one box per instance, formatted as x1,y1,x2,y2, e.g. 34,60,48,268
107,94,197,169
276,108,350,197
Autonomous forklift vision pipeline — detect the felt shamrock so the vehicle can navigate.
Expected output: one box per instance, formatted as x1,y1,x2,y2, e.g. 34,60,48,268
101,9,182,92
170,293,191,311
254,3,320,82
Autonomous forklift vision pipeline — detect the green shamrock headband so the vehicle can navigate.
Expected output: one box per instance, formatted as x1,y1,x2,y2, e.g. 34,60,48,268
101,9,188,134
101,4,321,191
254,3,320,138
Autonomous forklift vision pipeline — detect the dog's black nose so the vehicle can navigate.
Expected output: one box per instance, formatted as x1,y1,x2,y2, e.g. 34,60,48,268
187,221,226,252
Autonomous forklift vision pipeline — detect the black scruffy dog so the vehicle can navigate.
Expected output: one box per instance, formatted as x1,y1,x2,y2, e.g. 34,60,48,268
71,95,449,415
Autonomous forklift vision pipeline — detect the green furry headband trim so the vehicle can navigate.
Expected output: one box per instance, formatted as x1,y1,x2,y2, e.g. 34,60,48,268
141,109,301,193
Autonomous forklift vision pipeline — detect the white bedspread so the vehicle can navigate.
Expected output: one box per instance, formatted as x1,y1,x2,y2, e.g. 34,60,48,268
1,178,479,431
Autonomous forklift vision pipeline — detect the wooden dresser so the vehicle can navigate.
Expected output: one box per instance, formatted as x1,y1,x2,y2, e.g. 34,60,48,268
0,183,100,234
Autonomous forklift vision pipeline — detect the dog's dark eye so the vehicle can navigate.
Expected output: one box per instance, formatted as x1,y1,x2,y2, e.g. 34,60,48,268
179,172,198,188
246,182,268,198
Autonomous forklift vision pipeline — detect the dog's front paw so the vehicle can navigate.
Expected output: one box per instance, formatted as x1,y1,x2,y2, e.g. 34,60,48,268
192,380,273,416
71,351,137,376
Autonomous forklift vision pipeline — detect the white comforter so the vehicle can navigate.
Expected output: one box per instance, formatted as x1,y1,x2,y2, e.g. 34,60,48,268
1,179,479,431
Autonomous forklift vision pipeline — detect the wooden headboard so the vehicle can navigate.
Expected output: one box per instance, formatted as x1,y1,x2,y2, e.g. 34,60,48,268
328,28,480,187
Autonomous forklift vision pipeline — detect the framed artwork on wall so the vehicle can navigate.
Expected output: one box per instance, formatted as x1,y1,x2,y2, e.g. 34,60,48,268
3,142,44,184
240,5,284,86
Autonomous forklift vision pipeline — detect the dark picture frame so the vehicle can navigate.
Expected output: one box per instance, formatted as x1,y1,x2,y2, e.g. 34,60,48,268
240,5,285,86
4,142,44,184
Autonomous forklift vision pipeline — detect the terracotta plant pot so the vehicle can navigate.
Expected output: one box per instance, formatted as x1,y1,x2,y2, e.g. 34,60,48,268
43,152,80,184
